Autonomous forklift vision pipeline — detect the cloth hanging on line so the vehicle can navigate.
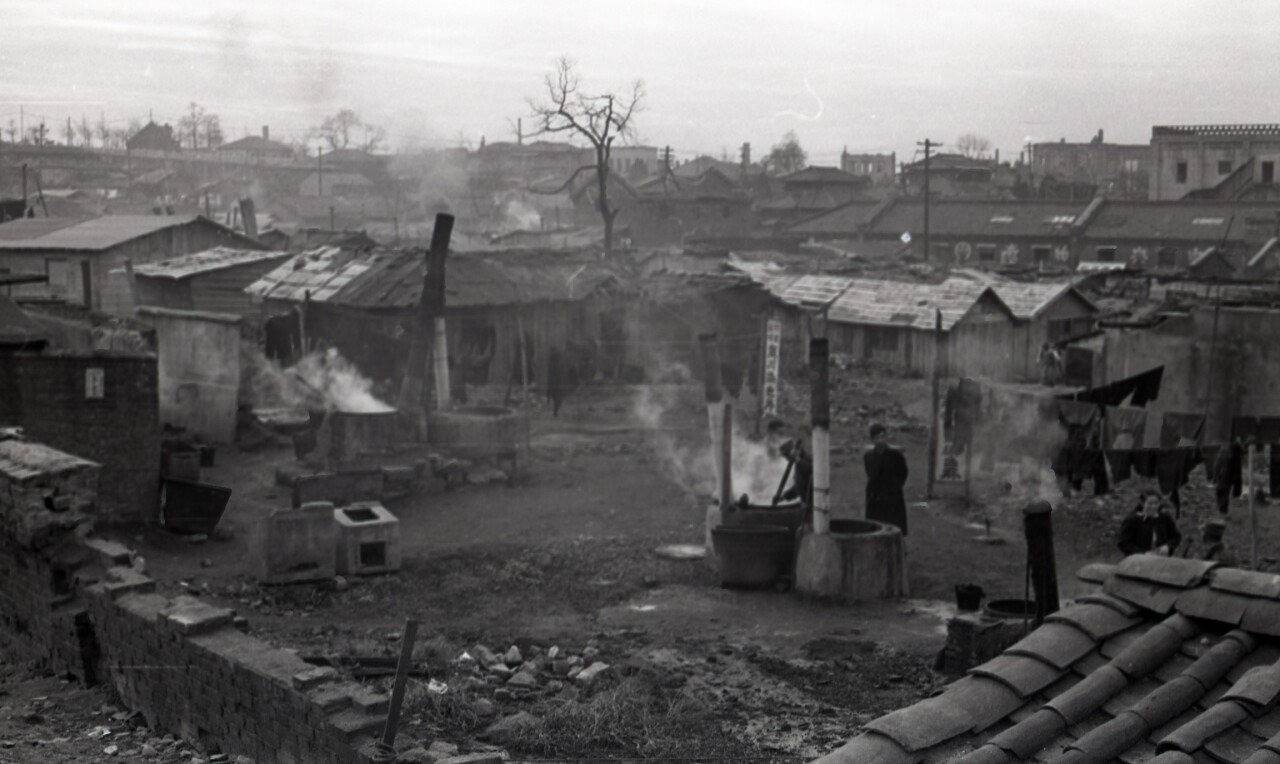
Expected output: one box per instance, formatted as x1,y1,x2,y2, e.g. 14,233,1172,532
1160,412,1205,448
1106,406,1147,450
1231,417,1280,443
1059,366,1164,408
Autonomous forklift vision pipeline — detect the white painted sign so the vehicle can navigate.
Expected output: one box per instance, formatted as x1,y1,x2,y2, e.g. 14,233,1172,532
85,368,105,400
762,318,782,417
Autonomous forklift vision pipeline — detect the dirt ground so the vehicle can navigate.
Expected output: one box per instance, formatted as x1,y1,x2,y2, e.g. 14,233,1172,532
11,366,1278,761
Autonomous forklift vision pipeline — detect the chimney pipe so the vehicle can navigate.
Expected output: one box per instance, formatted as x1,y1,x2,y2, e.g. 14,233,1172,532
262,125,269,141
740,142,751,170
239,198,258,239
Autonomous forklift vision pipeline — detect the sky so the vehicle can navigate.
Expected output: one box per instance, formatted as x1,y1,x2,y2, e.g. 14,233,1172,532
3,0,1279,165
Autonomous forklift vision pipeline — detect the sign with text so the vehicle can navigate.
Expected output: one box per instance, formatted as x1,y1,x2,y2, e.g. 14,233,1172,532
85,368,105,400
762,318,782,417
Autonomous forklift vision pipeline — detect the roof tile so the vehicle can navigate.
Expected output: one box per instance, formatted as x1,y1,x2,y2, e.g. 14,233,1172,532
1112,615,1202,678
1155,653,1197,683
1224,664,1280,709
1243,705,1280,739
1148,752,1196,764
1119,737,1160,762
1243,747,1280,764
1182,632,1255,691
1117,555,1218,588
1065,709,1149,762
1242,600,1280,638
1149,707,1203,742
987,708,1069,759
970,654,1064,698
1077,562,1117,584
1158,701,1251,753
1079,592,1143,618
1177,586,1252,625
1228,645,1280,684
1130,675,1213,728
1104,676,1164,716
1105,575,1184,614
953,743,1020,763
1046,664,1129,724
1212,569,1280,599
1205,726,1269,762
862,694,976,751
935,675,1026,733
1006,622,1097,669
813,730,914,764
1072,651,1109,676
1031,732,1076,761
1049,601,1144,641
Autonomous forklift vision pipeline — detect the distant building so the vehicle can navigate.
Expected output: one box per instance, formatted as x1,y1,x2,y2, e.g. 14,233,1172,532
757,166,871,229
608,146,660,181
840,150,896,184
0,214,264,315
1150,124,1280,201
218,126,297,160
298,171,376,197
1028,129,1149,199
126,121,181,153
899,153,1010,198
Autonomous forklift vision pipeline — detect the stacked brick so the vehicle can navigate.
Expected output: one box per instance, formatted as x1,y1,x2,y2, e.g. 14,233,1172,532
3,353,162,524
0,440,388,763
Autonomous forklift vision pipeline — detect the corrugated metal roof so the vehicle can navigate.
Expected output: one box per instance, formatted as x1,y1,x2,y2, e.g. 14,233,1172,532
131,247,292,280
779,275,854,306
0,214,206,251
0,218,84,241
940,277,1092,320
246,248,620,309
827,278,998,331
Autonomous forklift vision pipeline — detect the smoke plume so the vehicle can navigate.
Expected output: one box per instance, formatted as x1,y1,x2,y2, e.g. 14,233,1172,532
244,347,393,413
633,362,788,505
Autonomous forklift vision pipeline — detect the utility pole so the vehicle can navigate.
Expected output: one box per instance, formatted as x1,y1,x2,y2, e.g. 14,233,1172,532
317,148,324,196
927,308,943,498
916,138,941,262
19,105,23,144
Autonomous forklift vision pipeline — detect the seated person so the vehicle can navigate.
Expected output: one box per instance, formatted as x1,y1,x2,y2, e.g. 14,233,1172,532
1118,492,1182,557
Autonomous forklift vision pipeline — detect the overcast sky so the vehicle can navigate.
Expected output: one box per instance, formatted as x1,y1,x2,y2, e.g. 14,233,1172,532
3,0,1278,164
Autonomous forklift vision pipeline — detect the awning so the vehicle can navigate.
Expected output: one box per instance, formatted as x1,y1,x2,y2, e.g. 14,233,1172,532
1057,366,1164,407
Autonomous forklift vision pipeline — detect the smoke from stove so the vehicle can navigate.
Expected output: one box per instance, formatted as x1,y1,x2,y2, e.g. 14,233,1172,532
244,347,393,413
633,362,788,504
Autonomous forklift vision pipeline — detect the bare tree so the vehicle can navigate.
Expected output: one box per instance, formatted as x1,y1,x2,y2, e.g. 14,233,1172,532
766,131,807,175
178,102,205,149
77,116,94,147
62,118,75,147
955,133,992,159
528,56,644,255
319,109,362,150
360,124,386,153
95,113,111,148
4,120,16,144
200,113,224,148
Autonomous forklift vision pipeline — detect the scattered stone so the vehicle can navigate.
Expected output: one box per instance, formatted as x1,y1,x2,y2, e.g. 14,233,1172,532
551,658,572,676
437,754,505,764
200,558,213,569
506,670,538,689
104,744,120,756
492,688,513,702
398,747,435,763
546,680,564,693
582,646,600,664
472,644,499,668
566,666,582,680
427,740,460,758
575,662,611,686
471,698,497,717
332,576,349,592
480,711,540,745
547,645,560,660
488,664,512,678
141,743,158,757
503,646,522,666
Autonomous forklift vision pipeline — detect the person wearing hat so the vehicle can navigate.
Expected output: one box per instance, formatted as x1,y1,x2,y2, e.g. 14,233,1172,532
864,422,909,534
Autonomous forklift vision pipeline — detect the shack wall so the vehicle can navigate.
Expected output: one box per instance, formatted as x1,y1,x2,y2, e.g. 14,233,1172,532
141,308,242,443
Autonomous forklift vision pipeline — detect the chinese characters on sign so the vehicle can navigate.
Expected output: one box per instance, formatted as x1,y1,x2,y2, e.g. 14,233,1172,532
84,368,105,399
762,319,782,416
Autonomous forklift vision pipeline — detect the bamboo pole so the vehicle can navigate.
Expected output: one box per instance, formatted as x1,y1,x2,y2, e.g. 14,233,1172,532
927,308,942,497
810,337,831,534
374,618,420,760
1249,441,1258,570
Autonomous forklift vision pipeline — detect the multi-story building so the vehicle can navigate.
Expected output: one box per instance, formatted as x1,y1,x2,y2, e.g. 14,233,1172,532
1028,129,1149,199
1149,124,1280,201
840,150,896,185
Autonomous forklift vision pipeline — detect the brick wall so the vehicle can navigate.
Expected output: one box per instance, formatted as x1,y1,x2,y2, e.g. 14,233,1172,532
2,352,161,524
0,438,383,763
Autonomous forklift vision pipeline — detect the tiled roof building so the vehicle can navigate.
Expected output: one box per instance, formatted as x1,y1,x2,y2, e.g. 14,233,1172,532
818,555,1280,763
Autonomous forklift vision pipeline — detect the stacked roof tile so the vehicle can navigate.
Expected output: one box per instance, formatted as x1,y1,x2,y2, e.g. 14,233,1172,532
817,555,1280,763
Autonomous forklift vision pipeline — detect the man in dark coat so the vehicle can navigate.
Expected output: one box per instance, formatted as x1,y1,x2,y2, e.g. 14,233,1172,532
1118,492,1182,556
864,423,909,535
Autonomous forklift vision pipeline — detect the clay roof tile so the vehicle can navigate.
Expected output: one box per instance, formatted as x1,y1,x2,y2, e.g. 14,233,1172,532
1078,592,1144,618
1213,569,1280,599
813,730,914,763
1116,555,1218,588
1157,701,1251,753
952,743,1020,763
1182,633,1256,691
1112,615,1202,678
1242,600,1280,638
1243,747,1280,764
1065,709,1150,761
970,654,1065,698
939,675,1028,733
1105,575,1185,614
1224,663,1280,709
1046,664,1129,724
1148,751,1197,764
861,694,976,752
1006,622,1098,670
1243,705,1280,739
1205,726,1270,761
1130,675,1213,729
986,708,1069,759
1048,601,1145,641
1177,586,1253,626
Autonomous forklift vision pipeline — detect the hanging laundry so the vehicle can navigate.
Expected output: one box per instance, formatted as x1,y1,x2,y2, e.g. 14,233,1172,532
1231,417,1280,443
1106,449,1134,482
1159,412,1205,449
1106,406,1147,450
1271,444,1280,499
1059,366,1163,407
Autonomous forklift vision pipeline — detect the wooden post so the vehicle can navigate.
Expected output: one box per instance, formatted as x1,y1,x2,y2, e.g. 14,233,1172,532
122,258,140,311
300,290,311,355
699,333,726,519
927,308,942,498
374,618,420,760
810,337,831,534
1249,441,1258,570
517,311,530,401
398,214,454,428
720,400,734,520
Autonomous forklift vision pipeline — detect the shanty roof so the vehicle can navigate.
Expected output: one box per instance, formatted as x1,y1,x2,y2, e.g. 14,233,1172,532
941,277,1097,320
867,199,1091,239
786,199,889,235
0,215,245,252
780,166,866,185
129,247,292,280
819,555,1280,764
0,294,46,346
826,278,1010,331
779,275,856,306
246,247,621,309
1081,200,1280,242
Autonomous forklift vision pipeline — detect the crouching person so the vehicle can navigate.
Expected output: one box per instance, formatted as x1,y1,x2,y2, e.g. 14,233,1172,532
1118,491,1182,557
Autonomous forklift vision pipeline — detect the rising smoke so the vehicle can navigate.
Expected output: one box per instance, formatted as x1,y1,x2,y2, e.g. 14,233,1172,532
633,361,788,505
243,347,393,413
973,391,1068,518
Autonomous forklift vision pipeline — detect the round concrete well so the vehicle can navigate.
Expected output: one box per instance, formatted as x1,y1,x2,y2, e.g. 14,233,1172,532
823,518,907,601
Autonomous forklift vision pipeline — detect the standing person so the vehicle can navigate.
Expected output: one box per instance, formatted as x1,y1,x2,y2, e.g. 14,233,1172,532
1118,492,1182,556
864,423,910,535
1212,439,1243,515
766,418,812,506
1039,342,1064,386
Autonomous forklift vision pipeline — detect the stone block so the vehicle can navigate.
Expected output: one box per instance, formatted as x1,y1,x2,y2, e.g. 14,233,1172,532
164,596,235,635
81,537,133,567
259,503,336,585
332,502,400,576
292,666,339,690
